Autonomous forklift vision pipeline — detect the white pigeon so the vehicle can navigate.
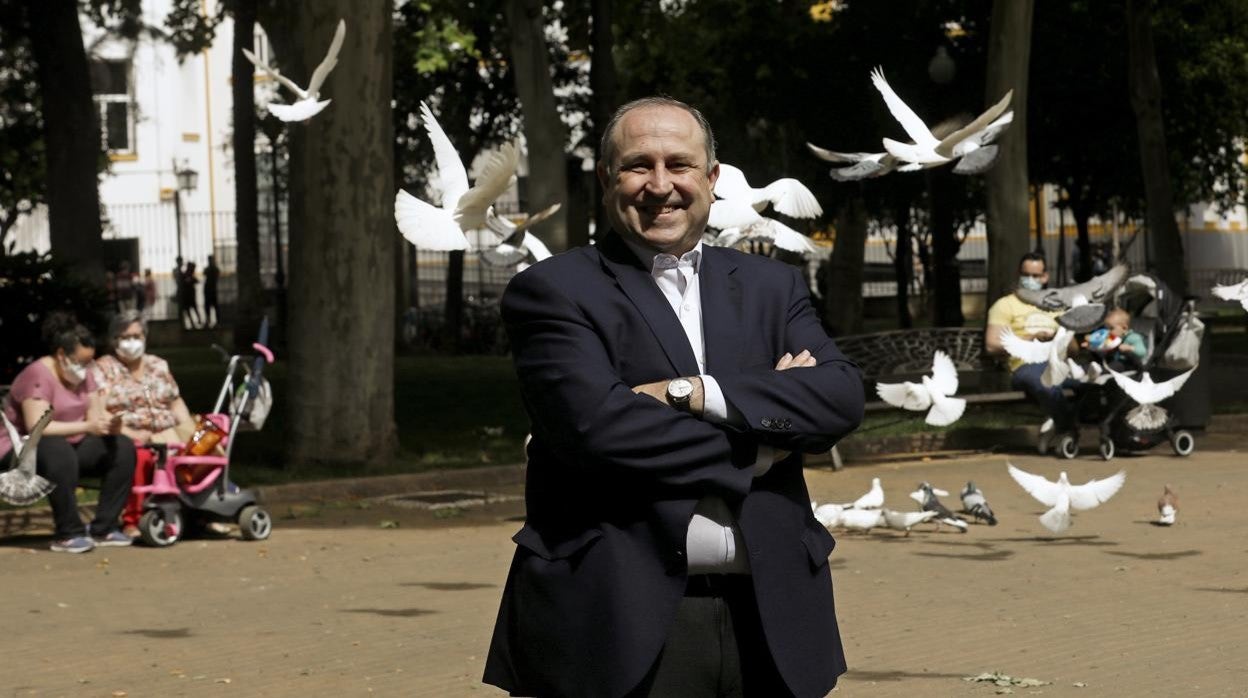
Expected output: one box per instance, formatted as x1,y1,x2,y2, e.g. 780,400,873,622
1106,366,1195,430
1157,485,1178,526
882,508,938,536
710,218,819,256
959,481,998,526
870,66,1014,168
812,502,845,528
242,19,346,122
395,102,520,251
998,325,1076,388
711,163,823,220
1211,279,1248,312
478,203,561,269
0,409,56,506
841,477,884,510
837,507,883,533
875,350,966,426
910,482,967,532
1007,463,1127,534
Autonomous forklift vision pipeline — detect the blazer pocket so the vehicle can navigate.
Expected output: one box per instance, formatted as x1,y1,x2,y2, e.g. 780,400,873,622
513,524,604,561
801,521,837,571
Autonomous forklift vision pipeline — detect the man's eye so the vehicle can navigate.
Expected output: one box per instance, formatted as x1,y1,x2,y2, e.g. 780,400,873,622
626,164,649,173
669,163,692,173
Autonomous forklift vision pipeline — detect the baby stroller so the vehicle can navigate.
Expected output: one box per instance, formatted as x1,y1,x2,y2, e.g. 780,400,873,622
132,321,275,546
1056,273,1204,461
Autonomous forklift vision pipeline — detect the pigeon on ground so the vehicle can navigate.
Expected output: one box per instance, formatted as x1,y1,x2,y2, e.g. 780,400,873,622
837,507,884,533
910,482,968,532
1106,366,1195,431
1157,484,1178,525
812,502,845,528
1007,462,1126,534
1016,264,1129,317
960,481,998,525
243,19,346,122
841,477,884,510
395,102,519,251
0,409,56,506
869,67,1014,169
1211,279,1248,312
908,482,949,505
882,508,939,536
875,350,966,426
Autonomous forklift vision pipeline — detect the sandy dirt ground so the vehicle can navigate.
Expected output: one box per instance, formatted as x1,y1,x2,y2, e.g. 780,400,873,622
2,442,1246,697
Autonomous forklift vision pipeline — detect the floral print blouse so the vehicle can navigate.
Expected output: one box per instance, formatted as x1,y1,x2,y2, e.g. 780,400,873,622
93,354,182,432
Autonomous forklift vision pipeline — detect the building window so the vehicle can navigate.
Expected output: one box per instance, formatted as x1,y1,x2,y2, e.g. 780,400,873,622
89,59,134,154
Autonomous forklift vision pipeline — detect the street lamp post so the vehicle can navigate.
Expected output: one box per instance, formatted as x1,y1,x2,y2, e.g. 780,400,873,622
173,159,199,263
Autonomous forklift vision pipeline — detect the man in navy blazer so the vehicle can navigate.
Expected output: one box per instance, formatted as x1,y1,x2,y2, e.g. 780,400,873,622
484,97,864,697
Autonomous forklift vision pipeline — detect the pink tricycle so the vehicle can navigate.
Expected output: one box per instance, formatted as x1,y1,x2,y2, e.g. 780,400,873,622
133,324,275,546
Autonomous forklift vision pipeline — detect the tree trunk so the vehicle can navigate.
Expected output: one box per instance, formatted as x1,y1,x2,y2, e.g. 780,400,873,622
983,0,1035,306
505,0,570,251
286,3,396,468
930,172,964,327
588,0,618,242
1069,191,1093,282
893,203,912,329
821,196,867,337
1126,0,1186,295
232,0,264,349
26,0,103,282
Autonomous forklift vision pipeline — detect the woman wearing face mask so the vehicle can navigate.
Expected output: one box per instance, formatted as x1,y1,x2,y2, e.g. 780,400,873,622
93,310,197,539
0,312,136,553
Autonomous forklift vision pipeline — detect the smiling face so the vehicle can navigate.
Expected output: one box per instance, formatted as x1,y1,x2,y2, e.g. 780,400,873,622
597,105,719,255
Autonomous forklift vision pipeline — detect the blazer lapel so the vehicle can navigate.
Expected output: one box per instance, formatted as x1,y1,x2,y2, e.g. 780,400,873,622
597,233,700,377
699,246,742,374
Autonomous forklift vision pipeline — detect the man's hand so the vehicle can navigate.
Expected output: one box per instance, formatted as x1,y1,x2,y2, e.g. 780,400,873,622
632,376,705,415
775,349,817,371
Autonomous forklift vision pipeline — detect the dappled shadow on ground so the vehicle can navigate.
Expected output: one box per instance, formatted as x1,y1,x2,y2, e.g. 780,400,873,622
399,581,495,591
122,628,192,639
921,539,998,550
1104,549,1202,561
913,549,1014,562
842,669,966,682
992,534,1119,547
1192,586,1248,594
340,608,436,618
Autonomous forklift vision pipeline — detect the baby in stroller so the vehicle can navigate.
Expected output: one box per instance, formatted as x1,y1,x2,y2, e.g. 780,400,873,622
1084,308,1147,370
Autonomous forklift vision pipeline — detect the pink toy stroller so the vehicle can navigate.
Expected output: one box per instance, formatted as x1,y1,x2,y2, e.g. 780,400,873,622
132,321,275,546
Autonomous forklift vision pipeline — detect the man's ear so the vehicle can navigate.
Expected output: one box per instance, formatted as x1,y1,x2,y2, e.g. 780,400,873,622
707,161,720,190
596,161,610,190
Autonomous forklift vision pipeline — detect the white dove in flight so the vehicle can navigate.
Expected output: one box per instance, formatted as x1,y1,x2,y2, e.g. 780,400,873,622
998,325,1076,388
875,350,966,426
395,102,520,251
478,203,561,270
711,218,819,257
711,163,823,220
869,67,1014,168
841,477,884,509
243,19,346,122
1007,463,1126,534
1106,366,1195,430
1211,278,1248,311
0,409,56,505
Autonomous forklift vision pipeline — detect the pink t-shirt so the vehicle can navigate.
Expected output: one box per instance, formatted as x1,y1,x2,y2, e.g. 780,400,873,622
0,359,98,457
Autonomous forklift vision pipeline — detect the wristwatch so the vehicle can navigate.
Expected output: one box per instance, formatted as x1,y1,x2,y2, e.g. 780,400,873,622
666,377,695,409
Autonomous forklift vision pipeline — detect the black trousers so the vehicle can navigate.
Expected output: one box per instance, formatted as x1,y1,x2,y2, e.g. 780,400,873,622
627,575,792,698
34,435,135,538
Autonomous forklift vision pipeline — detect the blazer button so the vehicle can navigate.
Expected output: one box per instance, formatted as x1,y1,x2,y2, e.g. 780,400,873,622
781,418,792,429
761,417,773,428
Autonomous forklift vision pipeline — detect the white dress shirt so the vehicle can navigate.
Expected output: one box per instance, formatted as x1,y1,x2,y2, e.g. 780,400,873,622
624,239,774,575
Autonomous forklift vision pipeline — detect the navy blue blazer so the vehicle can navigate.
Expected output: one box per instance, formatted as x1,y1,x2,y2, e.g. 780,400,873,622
483,232,865,698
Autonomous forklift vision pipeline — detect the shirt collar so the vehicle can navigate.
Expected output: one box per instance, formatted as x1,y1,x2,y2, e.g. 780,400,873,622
621,237,704,275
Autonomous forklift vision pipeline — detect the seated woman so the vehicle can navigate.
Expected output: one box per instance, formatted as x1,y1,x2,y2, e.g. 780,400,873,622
93,310,196,539
0,312,136,553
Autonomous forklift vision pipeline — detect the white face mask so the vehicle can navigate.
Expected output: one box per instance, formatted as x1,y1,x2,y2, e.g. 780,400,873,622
1019,276,1044,291
59,357,88,385
117,337,146,361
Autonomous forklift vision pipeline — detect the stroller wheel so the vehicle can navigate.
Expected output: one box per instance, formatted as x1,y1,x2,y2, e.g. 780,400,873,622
1099,436,1116,461
138,508,182,547
1171,430,1196,457
1057,434,1079,460
238,505,273,541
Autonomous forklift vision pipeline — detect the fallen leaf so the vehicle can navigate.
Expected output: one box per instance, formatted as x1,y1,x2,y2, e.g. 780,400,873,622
379,520,399,529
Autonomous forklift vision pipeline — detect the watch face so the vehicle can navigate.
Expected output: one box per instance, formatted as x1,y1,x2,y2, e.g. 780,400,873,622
668,378,694,399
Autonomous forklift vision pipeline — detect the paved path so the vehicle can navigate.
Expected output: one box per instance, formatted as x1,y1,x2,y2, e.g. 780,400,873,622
3,446,1246,696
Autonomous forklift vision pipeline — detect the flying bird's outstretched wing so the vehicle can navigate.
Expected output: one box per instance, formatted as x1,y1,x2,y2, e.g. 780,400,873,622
1007,463,1061,507
870,67,937,148
306,19,346,97
929,350,959,397
454,143,520,231
1067,470,1127,511
419,101,470,211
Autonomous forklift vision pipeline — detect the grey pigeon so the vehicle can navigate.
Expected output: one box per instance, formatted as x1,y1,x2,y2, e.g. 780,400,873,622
960,481,998,526
0,409,56,505
911,482,968,532
1016,264,1130,314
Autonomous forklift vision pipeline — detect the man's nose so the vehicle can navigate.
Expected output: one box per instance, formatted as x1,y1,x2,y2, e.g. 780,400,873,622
644,164,673,195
